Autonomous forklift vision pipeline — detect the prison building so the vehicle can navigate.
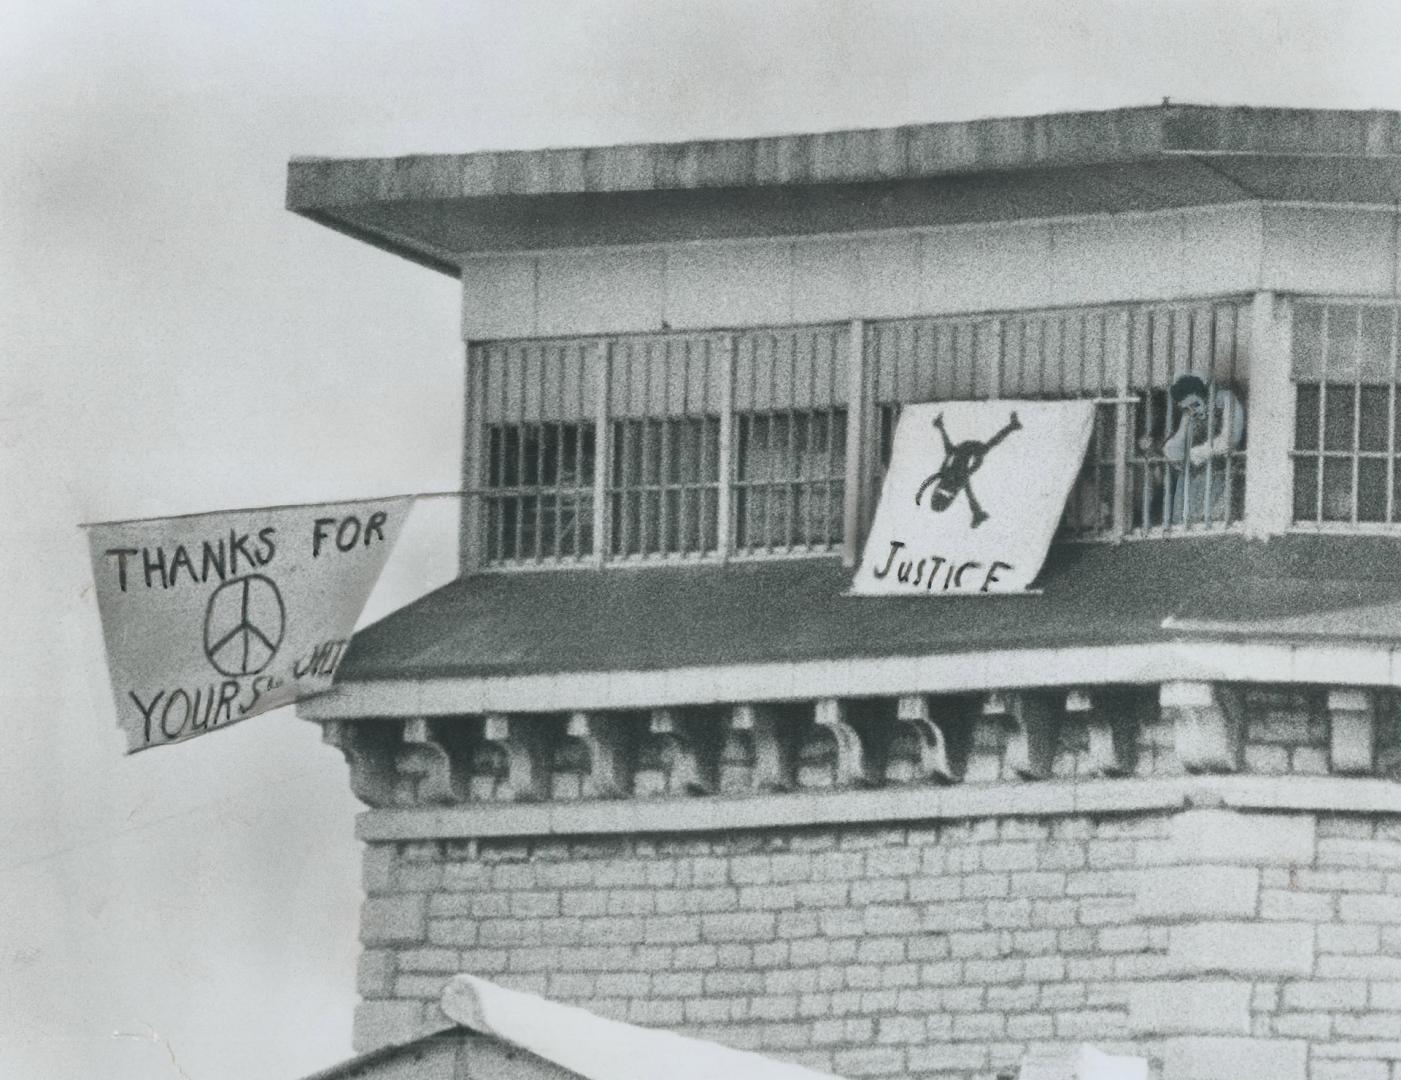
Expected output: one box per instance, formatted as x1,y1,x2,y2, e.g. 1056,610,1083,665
288,105,1401,1080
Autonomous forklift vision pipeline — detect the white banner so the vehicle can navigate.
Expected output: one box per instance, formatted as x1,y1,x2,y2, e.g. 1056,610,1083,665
84,499,411,753
853,400,1096,596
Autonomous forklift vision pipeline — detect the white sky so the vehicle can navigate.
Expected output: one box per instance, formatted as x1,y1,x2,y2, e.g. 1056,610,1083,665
3,2,1400,1077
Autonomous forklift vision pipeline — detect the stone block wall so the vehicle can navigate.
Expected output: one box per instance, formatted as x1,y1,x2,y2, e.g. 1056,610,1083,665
353,804,1401,1080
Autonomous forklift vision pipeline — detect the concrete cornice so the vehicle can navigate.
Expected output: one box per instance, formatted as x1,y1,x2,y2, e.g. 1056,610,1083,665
288,105,1401,209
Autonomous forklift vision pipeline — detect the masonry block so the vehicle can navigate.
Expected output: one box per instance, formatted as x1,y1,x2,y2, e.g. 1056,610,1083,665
1161,1037,1306,1080
1165,809,1316,867
1328,687,1377,774
1134,865,1259,920
1161,681,1244,773
362,843,396,895
352,999,424,1053
1169,921,1314,976
361,895,428,946
1127,980,1252,1035
357,949,397,998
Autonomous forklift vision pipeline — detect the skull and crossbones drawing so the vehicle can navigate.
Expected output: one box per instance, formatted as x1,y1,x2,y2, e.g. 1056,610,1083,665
913,411,1022,528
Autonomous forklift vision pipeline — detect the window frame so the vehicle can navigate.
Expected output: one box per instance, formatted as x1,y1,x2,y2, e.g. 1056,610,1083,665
1289,298,1401,532
468,298,1255,572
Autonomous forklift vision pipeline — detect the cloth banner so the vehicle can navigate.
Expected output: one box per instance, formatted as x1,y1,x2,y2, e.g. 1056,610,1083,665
853,400,1096,596
84,498,411,753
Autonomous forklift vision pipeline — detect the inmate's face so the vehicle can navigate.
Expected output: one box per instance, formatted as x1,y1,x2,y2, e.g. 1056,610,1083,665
1180,393,1206,419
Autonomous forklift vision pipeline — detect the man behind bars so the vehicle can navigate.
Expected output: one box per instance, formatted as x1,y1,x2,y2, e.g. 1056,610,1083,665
1162,372,1246,526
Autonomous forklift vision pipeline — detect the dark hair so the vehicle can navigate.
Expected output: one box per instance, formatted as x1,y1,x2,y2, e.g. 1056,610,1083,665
1169,373,1208,403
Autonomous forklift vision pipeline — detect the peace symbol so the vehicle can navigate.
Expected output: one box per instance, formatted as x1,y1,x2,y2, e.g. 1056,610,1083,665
203,574,286,677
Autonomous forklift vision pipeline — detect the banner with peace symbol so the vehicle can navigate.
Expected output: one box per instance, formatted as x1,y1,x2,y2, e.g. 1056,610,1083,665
83,498,412,753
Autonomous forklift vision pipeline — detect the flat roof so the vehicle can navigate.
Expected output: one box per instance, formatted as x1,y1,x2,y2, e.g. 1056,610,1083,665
287,105,1401,272
335,534,1401,686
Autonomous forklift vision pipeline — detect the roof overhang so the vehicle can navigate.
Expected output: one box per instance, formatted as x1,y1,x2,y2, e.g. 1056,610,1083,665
287,105,1401,273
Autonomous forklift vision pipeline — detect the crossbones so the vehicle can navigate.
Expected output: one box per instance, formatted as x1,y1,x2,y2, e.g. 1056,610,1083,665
914,411,1022,528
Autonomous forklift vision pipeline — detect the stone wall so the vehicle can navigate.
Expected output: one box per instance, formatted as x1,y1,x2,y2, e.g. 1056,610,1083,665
332,686,1401,1079
354,806,1401,1080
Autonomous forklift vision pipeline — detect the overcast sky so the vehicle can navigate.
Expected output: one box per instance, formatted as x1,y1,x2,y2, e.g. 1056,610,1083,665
4,3,1401,1078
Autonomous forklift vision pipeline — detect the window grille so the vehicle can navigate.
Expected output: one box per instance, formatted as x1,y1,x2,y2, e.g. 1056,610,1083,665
1126,301,1246,532
867,299,1247,539
469,300,1252,569
733,326,850,554
477,340,599,563
606,334,725,559
1292,302,1401,524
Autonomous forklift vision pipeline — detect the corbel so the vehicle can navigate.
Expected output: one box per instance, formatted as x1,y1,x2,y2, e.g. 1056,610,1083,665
482,714,550,802
730,704,796,792
566,711,634,799
889,695,965,783
321,719,401,807
1067,689,1137,777
1328,687,1376,775
987,691,1057,780
1161,681,1245,774
813,698,881,787
649,708,717,795
398,718,470,805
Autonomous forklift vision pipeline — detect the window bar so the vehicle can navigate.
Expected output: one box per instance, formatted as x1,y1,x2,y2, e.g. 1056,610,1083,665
495,346,510,562
1133,312,1150,533
678,339,692,556
1111,310,1130,541
658,340,672,556
699,339,715,555
624,348,638,557
533,347,547,561
1154,310,1171,532
592,341,610,566
1317,306,1330,523
806,329,818,549
842,319,866,567
1351,307,1363,525
717,334,734,559
1220,305,1238,527
514,344,530,558
1200,307,1216,531
763,332,776,553
1388,306,1398,523
550,347,563,561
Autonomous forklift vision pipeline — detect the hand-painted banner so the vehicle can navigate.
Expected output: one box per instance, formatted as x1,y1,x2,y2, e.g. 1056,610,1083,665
84,499,411,752
853,400,1096,596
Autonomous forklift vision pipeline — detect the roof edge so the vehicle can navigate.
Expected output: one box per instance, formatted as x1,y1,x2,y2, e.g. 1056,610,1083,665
287,104,1401,211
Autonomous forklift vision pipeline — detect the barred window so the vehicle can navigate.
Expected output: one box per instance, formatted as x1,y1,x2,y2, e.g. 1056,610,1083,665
869,300,1247,539
733,327,849,554
478,341,598,563
1292,303,1401,524
606,335,725,560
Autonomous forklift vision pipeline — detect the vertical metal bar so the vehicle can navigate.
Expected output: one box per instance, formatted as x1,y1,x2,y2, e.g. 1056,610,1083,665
1223,304,1239,526
1318,306,1330,523
804,330,817,549
1388,306,1398,523
1137,311,1152,533
1352,307,1363,525
717,334,735,559
842,319,866,568
460,343,485,573
496,345,510,561
1201,306,1217,529
1155,310,1172,531
1111,310,1130,541
533,346,547,560
678,338,692,556
659,340,672,556
592,341,610,565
